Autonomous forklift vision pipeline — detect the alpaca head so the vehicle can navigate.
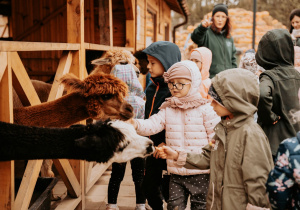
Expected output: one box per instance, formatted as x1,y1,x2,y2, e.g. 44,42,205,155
74,120,154,163
60,72,134,121
91,49,137,75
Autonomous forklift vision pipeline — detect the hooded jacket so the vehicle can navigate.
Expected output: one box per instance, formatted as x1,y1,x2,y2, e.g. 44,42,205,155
135,61,220,175
178,69,273,209
191,47,212,99
256,29,300,155
191,24,237,78
142,41,181,145
111,64,145,119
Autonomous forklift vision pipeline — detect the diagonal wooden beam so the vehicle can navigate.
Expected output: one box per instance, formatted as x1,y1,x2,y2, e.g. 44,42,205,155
48,50,73,102
14,161,43,210
11,52,41,106
52,159,81,198
15,4,67,41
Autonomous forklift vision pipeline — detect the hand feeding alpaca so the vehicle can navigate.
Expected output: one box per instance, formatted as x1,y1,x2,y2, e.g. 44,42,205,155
91,49,140,76
13,72,134,127
0,120,154,163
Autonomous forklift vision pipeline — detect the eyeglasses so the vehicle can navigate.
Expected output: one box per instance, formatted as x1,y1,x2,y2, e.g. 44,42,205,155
168,82,191,90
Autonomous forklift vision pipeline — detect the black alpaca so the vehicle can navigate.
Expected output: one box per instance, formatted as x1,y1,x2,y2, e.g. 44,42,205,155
0,120,154,163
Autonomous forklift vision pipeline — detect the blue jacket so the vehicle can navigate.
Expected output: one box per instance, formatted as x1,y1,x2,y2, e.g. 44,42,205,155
266,131,300,209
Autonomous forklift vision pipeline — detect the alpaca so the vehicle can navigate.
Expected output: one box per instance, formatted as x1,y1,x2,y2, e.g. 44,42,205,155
13,72,134,127
91,49,140,76
13,72,134,182
13,80,53,108
0,120,154,163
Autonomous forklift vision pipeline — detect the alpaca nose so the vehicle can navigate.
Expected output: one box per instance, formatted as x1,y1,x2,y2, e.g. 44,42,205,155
146,141,154,154
125,104,133,112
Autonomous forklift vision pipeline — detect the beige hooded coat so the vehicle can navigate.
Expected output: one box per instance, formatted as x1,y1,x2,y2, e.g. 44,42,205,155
179,69,273,210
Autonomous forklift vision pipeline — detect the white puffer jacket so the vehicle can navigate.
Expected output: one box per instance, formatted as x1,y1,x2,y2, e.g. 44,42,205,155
136,60,220,175
136,104,219,175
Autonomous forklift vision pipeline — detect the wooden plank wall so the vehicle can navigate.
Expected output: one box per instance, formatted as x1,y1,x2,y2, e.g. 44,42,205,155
10,0,173,81
136,0,172,50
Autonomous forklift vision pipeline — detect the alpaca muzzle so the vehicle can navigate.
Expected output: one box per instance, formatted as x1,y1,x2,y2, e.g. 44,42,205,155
119,104,134,120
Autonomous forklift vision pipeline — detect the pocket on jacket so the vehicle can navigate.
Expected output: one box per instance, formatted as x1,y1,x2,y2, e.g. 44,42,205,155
231,143,243,169
224,185,247,209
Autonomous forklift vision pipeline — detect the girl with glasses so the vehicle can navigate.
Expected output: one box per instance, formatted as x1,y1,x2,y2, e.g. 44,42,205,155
128,60,220,210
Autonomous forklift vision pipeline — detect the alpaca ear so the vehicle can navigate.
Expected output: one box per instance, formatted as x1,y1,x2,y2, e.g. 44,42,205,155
60,73,85,93
91,58,112,66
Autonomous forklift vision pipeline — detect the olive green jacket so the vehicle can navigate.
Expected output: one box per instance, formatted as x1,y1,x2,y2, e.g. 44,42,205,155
182,69,273,210
191,24,237,78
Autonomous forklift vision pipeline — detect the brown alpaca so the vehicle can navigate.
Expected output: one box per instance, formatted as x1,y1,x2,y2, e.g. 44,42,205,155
91,49,140,76
13,72,134,185
14,72,133,127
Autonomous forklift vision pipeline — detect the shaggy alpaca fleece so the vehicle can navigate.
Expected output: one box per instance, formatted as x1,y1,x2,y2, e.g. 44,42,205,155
13,72,134,127
0,120,154,163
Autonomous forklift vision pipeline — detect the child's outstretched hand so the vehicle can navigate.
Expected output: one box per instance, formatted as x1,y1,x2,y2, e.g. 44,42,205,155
153,142,165,158
156,146,179,160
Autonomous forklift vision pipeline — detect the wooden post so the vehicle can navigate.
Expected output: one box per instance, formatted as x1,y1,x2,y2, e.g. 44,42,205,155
67,0,86,209
0,52,14,209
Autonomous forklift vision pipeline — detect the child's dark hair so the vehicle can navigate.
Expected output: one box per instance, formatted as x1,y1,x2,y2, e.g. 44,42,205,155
210,16,232,38
134,49,149,75
289,9,300,33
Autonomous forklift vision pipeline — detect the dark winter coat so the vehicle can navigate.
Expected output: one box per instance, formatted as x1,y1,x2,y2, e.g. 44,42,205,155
142,41,181,146
191,24,237,78
256,29,300,155
266,132,300,210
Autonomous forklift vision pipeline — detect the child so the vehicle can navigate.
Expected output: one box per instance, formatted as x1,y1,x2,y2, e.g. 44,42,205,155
130,60,220,209
256,29,300,158
106,64,146,210
190,47,212,99
157,68,274,210
239,49,265,79
266,90,300,210
142,41,181,210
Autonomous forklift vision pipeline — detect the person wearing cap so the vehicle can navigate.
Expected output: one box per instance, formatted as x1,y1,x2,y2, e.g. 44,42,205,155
156,68,274,210
128,60,220,209
191,3,237,78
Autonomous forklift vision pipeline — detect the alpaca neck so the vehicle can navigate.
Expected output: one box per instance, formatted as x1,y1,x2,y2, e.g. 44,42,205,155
0,121,83,160
14,92,89,127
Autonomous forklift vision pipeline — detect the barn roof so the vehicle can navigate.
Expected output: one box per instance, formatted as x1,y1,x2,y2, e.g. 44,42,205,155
165,0,190,16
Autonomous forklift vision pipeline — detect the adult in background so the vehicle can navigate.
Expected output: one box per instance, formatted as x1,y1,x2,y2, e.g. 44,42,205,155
191,3,237,78
256,29,300,159
290,9,300,72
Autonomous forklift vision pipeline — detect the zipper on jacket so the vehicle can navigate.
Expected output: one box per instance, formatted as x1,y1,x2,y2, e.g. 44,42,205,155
148,79,159,140
148,79,159,118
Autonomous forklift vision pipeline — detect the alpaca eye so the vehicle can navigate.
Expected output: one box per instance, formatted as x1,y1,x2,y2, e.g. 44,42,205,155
120,61,128,65
101,94,113,100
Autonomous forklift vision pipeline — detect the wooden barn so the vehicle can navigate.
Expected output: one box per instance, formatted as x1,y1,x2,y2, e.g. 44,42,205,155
0,0,189,209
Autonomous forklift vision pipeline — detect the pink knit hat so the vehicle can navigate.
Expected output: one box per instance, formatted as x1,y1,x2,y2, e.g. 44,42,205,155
163,63,192,83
